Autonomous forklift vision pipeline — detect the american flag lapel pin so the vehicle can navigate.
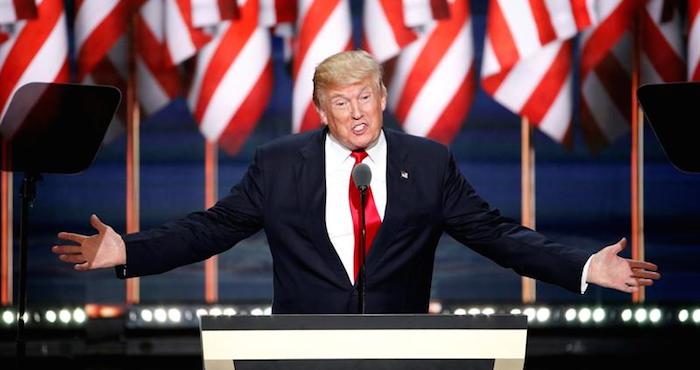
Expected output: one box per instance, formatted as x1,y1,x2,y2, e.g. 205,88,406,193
400,170,409,179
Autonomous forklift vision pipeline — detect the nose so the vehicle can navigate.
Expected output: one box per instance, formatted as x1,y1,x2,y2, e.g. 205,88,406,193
350,101,362,120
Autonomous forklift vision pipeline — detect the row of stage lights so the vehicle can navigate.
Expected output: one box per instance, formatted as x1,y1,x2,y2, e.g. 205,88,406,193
449,306,700,326
3,304,700,328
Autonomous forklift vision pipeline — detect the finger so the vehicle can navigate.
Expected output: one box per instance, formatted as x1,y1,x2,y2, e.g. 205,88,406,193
637,279,654,287
625,278,638,287
58,232,88,244
52,245,82,254
631,269,661,280
74,262,90,272
59,254,87,264
90,214,108,233
628,260,658,271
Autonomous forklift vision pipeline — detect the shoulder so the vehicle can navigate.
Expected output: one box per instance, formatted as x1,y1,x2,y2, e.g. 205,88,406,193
256,128,325,160
384,128,450,160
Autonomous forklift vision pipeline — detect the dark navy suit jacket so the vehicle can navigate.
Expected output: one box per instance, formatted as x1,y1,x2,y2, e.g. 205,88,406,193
122,128,589,313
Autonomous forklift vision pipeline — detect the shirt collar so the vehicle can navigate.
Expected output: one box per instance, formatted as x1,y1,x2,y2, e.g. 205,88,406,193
326,129,386,168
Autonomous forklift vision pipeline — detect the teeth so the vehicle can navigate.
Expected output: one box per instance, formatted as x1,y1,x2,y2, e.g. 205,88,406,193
353,124,366,133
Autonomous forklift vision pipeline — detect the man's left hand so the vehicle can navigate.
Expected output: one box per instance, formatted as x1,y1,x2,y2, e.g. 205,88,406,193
587,237,661,293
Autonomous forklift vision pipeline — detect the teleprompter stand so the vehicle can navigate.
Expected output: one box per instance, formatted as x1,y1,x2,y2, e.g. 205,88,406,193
0,82,120,369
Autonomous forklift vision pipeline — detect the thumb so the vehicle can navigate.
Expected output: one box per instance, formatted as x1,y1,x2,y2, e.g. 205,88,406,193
90,214,107,233
612,237,627,254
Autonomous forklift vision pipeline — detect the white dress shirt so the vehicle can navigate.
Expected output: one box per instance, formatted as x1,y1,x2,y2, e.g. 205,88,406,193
323,130,591,292
325,131,387,284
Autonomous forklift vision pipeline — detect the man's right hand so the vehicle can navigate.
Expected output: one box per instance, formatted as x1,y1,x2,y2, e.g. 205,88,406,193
52,214,127,271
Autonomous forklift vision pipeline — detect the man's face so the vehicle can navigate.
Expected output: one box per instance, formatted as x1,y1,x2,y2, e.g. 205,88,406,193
317,80,386,151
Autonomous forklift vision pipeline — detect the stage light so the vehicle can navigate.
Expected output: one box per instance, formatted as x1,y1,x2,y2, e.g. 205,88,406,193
167,308,181,323
264,307,272,315
453,308,467,315
73,308,87,324
154,308,167,323
196,308,208,318
467,308,480,315
649,308,661,323
634,308,647,323
678,309,689,323
45,310,57,323
140,309,153,323
251,308,264,316
564,308,577,322
510,308,522,315
33,313,41,323
482,307,495,316
209,307,222,317
578,308,591,323
2,310,13,324
223,308,237,316
592,308,605,323
523,308,536,322
59,309,71,324
621,309,632,322
536,308,550,323
692,309,700,323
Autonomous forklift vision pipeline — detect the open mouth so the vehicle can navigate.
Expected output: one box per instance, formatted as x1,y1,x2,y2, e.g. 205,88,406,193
352,123,368,134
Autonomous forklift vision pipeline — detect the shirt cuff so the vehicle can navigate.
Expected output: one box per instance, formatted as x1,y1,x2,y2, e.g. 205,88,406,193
115,264,128,279
580,255,594,294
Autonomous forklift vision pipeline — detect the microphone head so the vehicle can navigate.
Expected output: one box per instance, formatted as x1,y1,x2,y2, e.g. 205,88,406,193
352,163,372,189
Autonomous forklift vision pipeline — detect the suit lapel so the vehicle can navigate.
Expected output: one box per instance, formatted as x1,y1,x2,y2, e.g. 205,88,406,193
294,128,352,288
365,129,411,276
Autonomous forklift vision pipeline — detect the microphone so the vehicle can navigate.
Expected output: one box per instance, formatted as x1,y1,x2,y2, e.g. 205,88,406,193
352,163,372,191
351,163,371,314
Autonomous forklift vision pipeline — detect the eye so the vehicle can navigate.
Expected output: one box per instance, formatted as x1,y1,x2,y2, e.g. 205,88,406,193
333,100,346,107
360,94,371,101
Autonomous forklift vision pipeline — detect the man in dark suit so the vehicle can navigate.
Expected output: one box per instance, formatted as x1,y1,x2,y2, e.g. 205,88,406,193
52,50,659,313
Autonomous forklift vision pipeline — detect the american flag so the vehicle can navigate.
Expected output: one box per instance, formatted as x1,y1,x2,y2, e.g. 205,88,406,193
689,0,700,81
580,0,683,152
188,0,273,155
0,0,37,24
0,0,68,120
387,0,475,145
481,0,595,147
292,0,352,133
362,0,418,63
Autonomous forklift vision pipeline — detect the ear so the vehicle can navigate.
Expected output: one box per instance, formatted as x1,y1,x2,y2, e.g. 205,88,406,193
380,86,387,112
316,106,328,125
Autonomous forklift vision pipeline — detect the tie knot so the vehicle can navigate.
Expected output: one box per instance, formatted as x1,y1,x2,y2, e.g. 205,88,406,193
351,150,368,164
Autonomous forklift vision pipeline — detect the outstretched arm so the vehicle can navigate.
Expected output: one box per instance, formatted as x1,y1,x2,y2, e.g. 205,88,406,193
52,214,126,271
586,237,660,293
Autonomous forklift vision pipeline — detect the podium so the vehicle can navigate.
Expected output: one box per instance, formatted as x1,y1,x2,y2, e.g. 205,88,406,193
199,314,527,370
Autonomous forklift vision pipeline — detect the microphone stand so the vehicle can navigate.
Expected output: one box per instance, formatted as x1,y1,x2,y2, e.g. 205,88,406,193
358,186,367,314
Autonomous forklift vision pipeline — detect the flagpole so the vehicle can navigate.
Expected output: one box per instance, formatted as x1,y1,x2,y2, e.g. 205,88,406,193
1,170,12,305
204,140,218,303
630,8,645,303
126,10,140,305
521,117,536,304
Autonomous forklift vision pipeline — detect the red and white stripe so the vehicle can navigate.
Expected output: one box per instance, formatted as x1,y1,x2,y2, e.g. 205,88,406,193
362,0,418,63
689,0,700,80
387,0,474,144
292,0,352,133
165,0,212,65
0,0,37,23
640,0,684,85
579,0,638,152
0,0,68,121
135,0,181,115
191,0,238,27
188,0,273,155
74,0,129,82
481,0,595,145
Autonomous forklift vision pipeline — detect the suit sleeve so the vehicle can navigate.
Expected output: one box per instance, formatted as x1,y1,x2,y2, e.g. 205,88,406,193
441,151,589,293
119,148,266,278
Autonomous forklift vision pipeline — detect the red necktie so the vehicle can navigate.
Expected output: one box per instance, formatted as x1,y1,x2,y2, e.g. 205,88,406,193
349,151,382,282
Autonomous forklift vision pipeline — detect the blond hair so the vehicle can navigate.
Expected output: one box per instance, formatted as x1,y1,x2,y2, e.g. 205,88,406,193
312,50,386,107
